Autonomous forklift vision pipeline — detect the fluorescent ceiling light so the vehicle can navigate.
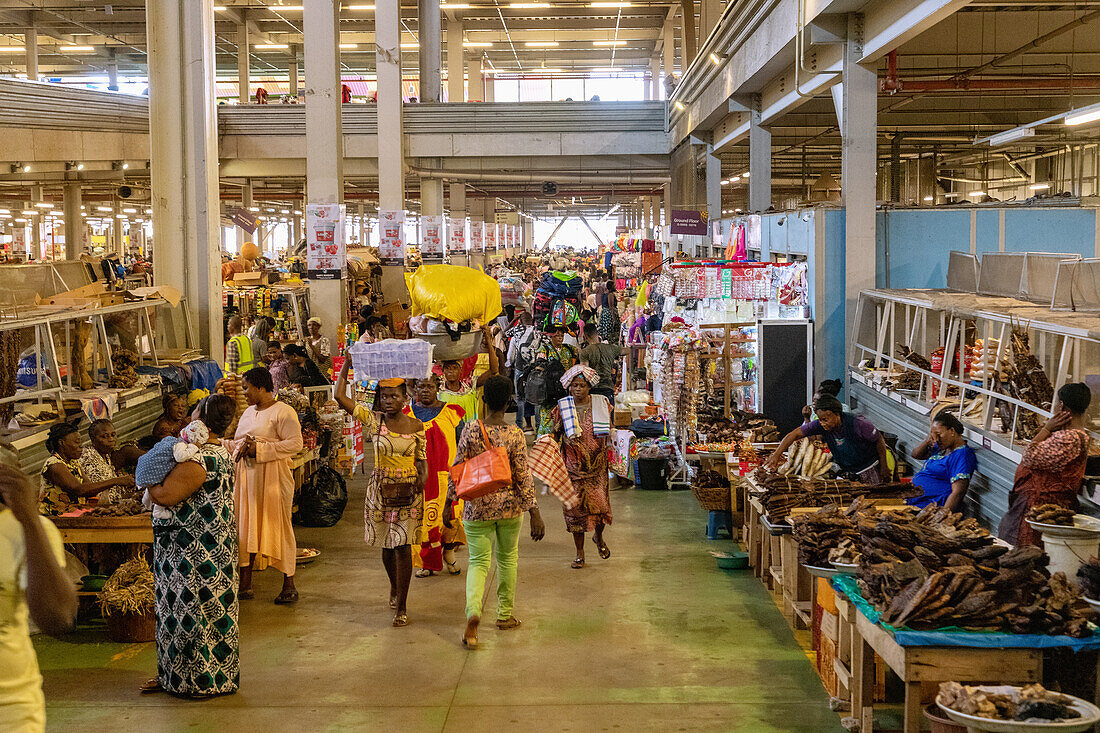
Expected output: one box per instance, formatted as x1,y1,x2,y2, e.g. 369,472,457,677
340,43,359,49
34,203,53,208
709,52,721,65
525,41,559,47
1030,183,1051,191
1065,103,1100,127
987,127,1035,147
593,40,626,46
463,41,493,47
0,47,26,54
268,4,303,10
123,208,137,213
590,2,632,6
213,5,227,10
720,179,730,186
345,4,375,9
440,3,473,7
509,2,550,6
400,43,419,49
115,214,128,219
96,206,113,212
969,191,986,197
58,46,95,52
20,210,37,216
730,176,740,183
254,44,290,50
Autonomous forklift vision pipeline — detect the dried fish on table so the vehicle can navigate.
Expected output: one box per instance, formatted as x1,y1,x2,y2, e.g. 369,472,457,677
939,682,1082,723
752,468,921,522
897,345,932,372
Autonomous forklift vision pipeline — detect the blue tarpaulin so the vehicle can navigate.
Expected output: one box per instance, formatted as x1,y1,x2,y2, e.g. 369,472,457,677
832,575,1100,651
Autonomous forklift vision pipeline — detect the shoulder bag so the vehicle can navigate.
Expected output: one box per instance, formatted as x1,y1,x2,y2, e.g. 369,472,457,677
450,421,513,500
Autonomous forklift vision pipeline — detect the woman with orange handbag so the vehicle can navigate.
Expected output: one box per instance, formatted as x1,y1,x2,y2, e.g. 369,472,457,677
445,376,545,650
334,359,427,628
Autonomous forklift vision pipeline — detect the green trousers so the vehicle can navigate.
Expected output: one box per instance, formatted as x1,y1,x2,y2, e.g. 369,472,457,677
463,516,523,621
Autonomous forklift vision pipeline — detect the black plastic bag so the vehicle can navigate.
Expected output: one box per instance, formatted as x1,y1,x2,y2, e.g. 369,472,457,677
293,465,348,527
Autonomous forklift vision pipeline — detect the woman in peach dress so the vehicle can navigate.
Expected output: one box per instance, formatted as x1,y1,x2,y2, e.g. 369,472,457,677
231,366,304,604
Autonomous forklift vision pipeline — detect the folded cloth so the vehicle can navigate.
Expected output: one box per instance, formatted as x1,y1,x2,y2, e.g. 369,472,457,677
559,364,599,389
528,436,579,509
80,392,119,422
557,394,611,438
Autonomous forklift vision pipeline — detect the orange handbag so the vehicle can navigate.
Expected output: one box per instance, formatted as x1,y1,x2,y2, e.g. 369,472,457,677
450,421,513,500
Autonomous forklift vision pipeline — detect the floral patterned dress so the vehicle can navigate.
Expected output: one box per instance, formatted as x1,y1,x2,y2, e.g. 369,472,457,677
354,405,427,549
999,428,1090,547
152,443,239,697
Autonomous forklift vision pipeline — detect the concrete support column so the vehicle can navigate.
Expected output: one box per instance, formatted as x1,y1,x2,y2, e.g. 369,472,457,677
841,13,877,361
663,182,672,246
305,0,349,340
418,0,441,102
480,57,493,102
749,98,771,212
63,183,81,260
358,203,367,246
147,0,224,359
239,178,254,249
662,14,675,91
420,165,443,261
649,57,661,100
650,195,660,232
446,19,464,102
288,46,299,99
28,187,40,259
24,27,37,82
107,50,119,91
680,0,696,68
375,0,408,302
705,145,721,245
113,201,124,254
237,21,250,104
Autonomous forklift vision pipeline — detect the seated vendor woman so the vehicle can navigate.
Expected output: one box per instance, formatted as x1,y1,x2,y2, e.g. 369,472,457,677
40,423,135,514
906,412,977,511
766,395,892,484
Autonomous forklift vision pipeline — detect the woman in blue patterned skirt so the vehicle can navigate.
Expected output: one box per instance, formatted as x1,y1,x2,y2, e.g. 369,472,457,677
141,395,240,698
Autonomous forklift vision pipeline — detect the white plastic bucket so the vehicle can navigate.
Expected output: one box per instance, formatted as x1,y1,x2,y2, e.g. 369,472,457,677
1043,535,1100,583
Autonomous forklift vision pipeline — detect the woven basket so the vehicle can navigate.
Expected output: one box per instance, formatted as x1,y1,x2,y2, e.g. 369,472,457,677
691,482,731,512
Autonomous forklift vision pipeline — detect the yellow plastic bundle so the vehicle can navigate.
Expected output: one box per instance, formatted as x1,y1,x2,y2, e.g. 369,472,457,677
405,264,502,324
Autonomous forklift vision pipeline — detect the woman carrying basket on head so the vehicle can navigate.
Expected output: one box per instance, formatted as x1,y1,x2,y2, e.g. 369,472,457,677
334,358,427,628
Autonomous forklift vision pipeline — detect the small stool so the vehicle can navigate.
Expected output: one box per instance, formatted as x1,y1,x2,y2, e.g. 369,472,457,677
707,510,733,540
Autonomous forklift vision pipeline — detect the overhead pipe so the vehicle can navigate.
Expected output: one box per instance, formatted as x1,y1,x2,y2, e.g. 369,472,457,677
898,77,1100,91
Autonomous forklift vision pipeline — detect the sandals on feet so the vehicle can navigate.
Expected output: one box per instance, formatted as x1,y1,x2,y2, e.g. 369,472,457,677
274,589,299,605
496,617,522,631
593,536,611,560
462,616,479,649
415,568,434,578
571,558,585,569
389,594,398,609
139,679,164,695
392,613,410,627
444,561,461,576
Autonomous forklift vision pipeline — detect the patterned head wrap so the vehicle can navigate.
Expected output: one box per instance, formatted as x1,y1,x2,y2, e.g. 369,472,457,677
560,364,600,388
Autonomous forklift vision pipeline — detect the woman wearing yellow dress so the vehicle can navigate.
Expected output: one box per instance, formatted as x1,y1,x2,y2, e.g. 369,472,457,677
334,360,427,627
405,374,468,577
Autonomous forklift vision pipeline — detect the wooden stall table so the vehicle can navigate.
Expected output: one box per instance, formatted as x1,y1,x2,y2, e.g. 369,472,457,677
48,514,154,544
848,598,1043,733
778,532,812,628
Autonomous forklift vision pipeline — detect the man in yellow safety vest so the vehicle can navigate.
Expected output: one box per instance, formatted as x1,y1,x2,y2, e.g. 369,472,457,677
225,315,255,375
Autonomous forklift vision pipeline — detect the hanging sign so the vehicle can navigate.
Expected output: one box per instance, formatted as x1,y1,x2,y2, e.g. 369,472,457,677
470,220,484,253
305,203,346,279
448,217,466,253
228,206,261,235
421,215,444,258
670,209,707,236
378,209,405,265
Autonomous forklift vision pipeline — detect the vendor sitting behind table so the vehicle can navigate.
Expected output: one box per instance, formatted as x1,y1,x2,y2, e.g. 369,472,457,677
79,419,143,503
766,395,892,484
906,412,977,511
40,423,135,514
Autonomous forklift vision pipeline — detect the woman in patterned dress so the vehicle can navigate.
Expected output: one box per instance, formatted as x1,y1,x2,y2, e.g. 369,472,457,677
142,394,239,698
551,366,613,569
534,326,578,438
334,360,427,627
39,423,134,515
596,279,620,344
1000,382,1093,547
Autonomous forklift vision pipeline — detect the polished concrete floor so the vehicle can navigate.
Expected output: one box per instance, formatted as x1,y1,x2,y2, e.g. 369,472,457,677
36,480,843,732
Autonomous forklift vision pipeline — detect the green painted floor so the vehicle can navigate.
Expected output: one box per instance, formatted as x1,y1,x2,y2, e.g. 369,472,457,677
36,482,844,732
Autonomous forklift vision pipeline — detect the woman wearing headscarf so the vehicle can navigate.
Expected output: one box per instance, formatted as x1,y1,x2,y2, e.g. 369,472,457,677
550,364,613,569
334,360,427,627
534,325,579,438
304,317,332,374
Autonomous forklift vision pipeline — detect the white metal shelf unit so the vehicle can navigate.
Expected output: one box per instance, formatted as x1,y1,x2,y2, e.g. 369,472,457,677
0,299,165,408
849,288,1100,455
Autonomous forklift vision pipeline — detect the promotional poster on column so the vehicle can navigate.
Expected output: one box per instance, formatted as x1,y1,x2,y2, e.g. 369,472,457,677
378,209,405,265
421,214,444,258
305,203,346,279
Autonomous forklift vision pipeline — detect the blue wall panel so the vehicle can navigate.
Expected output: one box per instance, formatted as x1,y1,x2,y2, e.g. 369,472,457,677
817,210,848,384
875,210,971,289
1004,209,1096,256
975,210,999,256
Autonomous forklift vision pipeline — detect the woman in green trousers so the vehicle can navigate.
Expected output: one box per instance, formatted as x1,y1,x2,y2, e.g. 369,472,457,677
446,375,545,650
